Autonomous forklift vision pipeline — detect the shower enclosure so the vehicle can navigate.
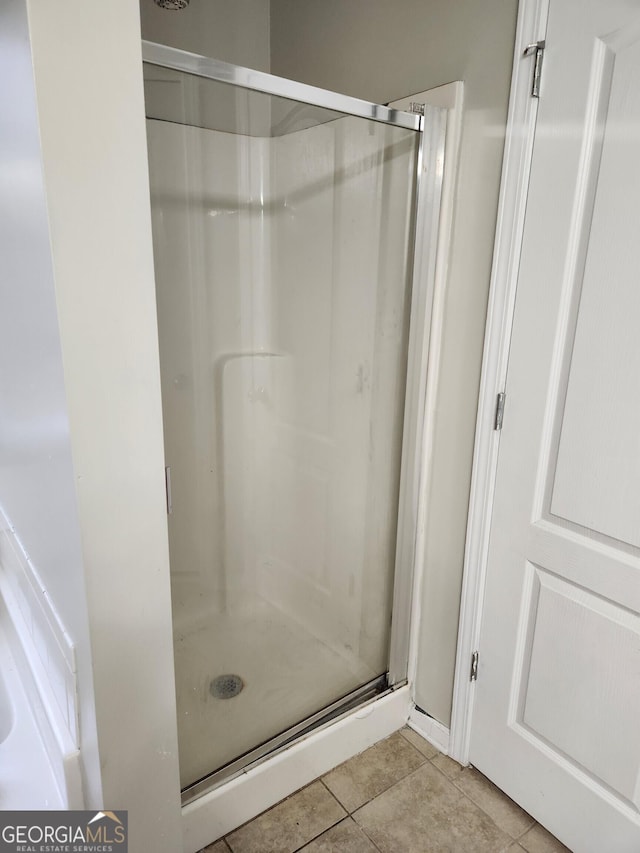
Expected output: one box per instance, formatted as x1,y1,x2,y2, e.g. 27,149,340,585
142,42,444,801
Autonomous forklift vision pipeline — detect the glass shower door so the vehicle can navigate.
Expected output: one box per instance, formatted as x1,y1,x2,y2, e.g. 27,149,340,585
143,49,430,796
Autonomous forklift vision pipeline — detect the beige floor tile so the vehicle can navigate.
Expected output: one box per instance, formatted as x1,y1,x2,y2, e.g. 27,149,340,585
322,731,426,812
298,817,379,852
353,761,512,853
519,824,571,853
226,780,346,853
400,726,439,760
430,752,465,780
452,767,535,838
199,841,230,853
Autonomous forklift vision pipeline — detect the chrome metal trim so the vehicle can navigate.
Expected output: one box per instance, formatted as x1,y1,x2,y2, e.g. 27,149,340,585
142,41,421,132
523,40,545,98
470,650,479,682
388,106,447,686
494,392,506,431
181,675,389,805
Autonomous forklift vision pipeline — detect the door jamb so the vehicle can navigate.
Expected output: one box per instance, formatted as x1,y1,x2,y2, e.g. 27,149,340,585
391,82,464,707
448,0,550,764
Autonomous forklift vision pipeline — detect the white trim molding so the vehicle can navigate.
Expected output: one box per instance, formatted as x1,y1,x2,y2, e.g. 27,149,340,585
448,0,551,765
408,705,450,755
390,83,465,697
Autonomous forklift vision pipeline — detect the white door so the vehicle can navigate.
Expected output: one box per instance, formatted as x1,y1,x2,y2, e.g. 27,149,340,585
470,1,640,851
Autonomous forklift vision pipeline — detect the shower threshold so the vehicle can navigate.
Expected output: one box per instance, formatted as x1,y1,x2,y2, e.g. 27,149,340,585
181,673,394,806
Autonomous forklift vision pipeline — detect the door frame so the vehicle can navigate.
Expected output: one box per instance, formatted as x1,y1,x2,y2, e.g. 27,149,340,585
448,0,550,764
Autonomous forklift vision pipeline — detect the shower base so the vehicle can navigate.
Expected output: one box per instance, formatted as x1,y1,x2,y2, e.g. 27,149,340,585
172,590,378,791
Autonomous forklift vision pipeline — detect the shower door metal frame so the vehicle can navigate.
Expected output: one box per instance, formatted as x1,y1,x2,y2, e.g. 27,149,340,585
142,40,446,799
142,41,422,131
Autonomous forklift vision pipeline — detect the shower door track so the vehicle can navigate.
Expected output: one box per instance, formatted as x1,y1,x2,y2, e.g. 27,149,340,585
143,40,446,808
181,675,390,805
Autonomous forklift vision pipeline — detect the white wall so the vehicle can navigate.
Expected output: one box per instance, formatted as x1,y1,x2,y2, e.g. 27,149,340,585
140,0,270,72
0,0,102,806
270,0,518,725
25,1,182,849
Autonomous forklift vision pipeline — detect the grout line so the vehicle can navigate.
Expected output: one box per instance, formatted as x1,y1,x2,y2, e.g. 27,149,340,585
318,776,350,816
202,839,232,852
420,759,515,842
516,821,537,842
397,728,435,763
287,781,349,852
353,816,386,853
515,819,537,841
348,759,437,822
459,791,516,853
398,725,438,756
322,734,430,814
443,765,537,842
435,771,532,850
290,813,348,853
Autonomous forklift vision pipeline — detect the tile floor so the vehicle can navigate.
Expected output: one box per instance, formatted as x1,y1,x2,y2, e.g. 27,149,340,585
199,728,571,853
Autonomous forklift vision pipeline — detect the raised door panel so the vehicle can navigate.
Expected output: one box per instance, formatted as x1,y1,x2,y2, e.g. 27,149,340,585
551,27,640,547
515,564,640,809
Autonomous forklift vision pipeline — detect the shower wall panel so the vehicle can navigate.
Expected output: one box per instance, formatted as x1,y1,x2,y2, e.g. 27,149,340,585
147,121,271,627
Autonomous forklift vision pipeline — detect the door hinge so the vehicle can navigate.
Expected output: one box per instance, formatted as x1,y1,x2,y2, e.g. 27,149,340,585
165,466,172,515
523,40,545,98
470,651,479,682
409,102,425,115
494,392,506,431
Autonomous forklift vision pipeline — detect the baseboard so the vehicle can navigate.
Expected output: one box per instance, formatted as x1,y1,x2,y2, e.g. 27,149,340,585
182,685,411,853
408,705,450,755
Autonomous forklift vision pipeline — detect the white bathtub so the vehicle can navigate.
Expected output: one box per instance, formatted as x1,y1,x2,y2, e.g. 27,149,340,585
0,613,64,809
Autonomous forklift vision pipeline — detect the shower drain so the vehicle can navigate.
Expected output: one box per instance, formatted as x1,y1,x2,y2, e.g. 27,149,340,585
210,673,244,700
